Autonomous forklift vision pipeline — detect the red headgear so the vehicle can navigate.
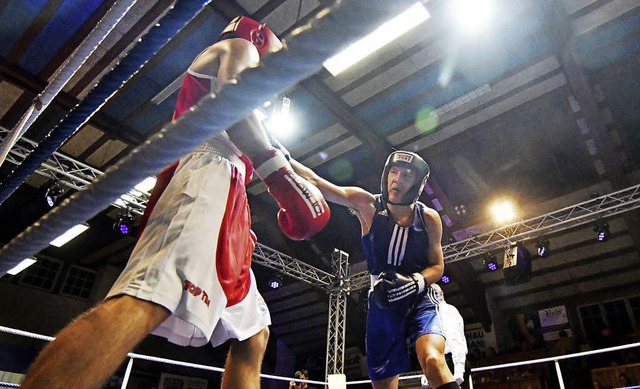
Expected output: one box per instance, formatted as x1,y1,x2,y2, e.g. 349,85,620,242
220,16,282,58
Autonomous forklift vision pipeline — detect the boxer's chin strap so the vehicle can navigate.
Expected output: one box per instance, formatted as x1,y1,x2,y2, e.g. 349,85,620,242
384,198,415,206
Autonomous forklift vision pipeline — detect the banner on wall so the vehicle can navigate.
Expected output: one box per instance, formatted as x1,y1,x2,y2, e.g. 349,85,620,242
464,322,497,356
538,305,572,341
538,305,569,328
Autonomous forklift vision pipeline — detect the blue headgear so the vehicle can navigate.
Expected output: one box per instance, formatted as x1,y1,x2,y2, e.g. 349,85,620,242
381,151,430,205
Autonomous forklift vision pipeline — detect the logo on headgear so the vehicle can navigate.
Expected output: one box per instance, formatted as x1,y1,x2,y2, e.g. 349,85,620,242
251,30,266,48
392,152,414,164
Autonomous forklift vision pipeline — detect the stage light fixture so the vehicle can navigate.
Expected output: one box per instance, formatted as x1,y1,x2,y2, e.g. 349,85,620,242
593,219,610,242
44,182,64,207
503,243,532,286
535,237,550,257
593,219,609,242
113,210,134,235
358,289,369,313
441,269,451,284
268,274,284,289
483,252,498,271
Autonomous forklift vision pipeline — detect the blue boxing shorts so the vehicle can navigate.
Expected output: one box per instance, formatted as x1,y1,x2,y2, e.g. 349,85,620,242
366,285,444,381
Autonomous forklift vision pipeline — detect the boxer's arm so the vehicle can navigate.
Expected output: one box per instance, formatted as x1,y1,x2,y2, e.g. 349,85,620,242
289,159,378,234
189,38,259,89
289,159,375,212
420,206,445,285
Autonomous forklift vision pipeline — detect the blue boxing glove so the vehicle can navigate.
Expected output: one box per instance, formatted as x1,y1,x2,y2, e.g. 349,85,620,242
373,270,427,309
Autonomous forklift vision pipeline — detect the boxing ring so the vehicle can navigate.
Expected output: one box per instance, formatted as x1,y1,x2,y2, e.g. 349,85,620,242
1,323,639,388
2,0,640,387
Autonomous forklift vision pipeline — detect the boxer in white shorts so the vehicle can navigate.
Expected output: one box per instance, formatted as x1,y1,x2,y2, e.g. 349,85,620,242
107,136,270,348
21,16,330,389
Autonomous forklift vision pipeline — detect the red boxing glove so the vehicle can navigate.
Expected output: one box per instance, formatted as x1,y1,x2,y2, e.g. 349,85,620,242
255,149,330,240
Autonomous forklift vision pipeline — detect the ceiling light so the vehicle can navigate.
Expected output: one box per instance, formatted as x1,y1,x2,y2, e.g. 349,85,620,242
323,2,430,76
6,257,37,275
593,219,610,242
134,177,157,193
450,0,494,34
490,199,516,225
535,237,550,257
483,252,498,271
265,96,294,138
50,224,89,247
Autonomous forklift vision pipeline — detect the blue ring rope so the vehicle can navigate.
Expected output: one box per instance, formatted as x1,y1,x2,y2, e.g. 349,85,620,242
0,0,417,274
0,0,212,204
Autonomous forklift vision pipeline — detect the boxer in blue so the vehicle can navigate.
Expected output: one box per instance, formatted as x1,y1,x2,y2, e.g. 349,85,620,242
291,151,459,388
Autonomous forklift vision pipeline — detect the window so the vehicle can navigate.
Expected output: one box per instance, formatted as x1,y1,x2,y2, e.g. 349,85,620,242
61,265,96,299
604,300,632,335
579,296,640,340
579,304,604,340
19,258,62,292
629,296,640,326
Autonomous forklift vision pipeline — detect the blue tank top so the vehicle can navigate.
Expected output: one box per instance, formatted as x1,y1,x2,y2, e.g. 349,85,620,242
362,196,431,276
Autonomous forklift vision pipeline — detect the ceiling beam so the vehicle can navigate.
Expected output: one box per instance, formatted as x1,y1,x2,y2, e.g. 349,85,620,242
0,59,144,146
38,1,113,80
6,0,64,63
539,0,640,256
68,0,175,97
300,76,392,157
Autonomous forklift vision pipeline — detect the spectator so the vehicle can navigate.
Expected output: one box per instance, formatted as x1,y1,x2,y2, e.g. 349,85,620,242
590,325,623,367
552,330,581,389
592,379,606,389
289,369,316,389
618,373,633,388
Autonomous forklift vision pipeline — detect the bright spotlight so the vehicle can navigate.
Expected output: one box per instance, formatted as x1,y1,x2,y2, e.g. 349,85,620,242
490,199,516,225
451,0,494,34
267,112,294,137
265,96,294,138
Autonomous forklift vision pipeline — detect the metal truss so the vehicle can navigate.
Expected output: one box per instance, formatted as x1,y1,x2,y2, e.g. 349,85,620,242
325,250,348,377
345,184,640,291
443,184,640,263
252,243,336,290
0,127,150,215
342,269,371,293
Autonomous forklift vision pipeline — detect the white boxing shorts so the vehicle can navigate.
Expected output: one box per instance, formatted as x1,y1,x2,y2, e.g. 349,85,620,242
107,139,270,347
